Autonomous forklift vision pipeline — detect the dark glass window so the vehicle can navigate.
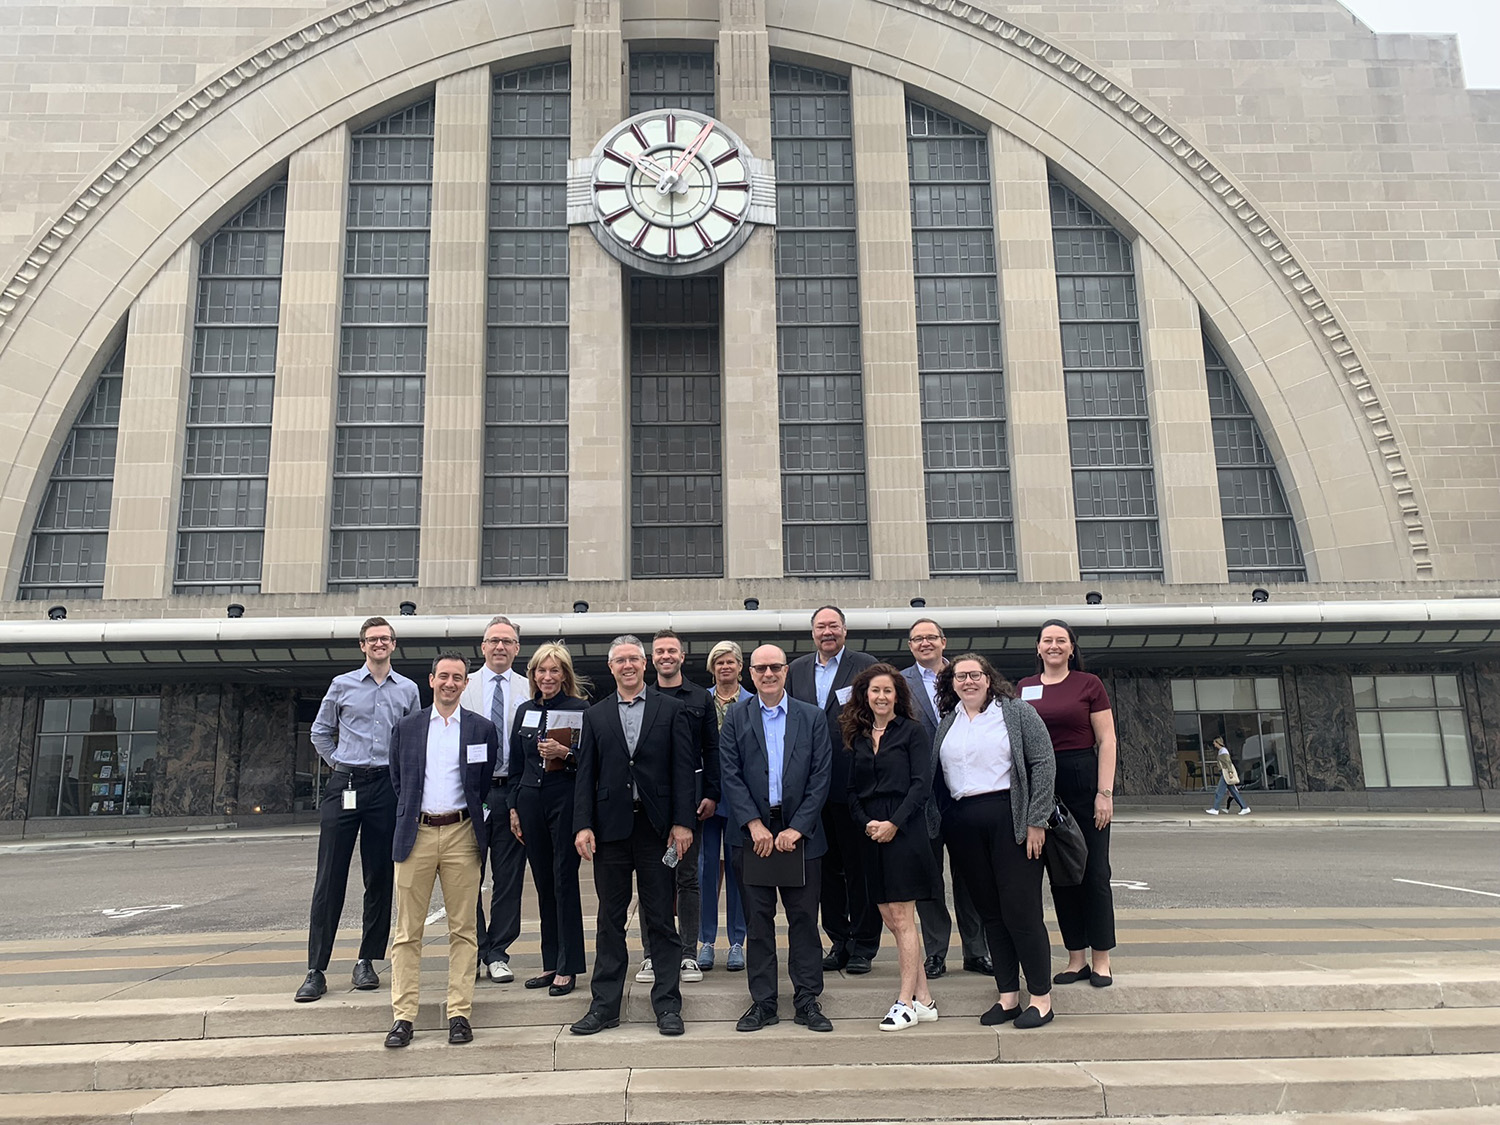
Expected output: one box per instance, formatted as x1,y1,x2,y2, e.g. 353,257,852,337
486,64,570,581
331,102,433,588
1050,180,1161,579
29,696,161,817
909,101,1014,576
1204,336,1306,581
773,64,869,576
629,51,715,116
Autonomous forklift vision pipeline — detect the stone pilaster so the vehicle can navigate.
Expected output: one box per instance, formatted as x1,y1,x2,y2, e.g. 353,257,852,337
567,1,627,581
992,129,1077,582
850,67,927,581
103,243,194,600
717,0,781,577
1137,240,1228,584
420,67,491,589
261,129,347,594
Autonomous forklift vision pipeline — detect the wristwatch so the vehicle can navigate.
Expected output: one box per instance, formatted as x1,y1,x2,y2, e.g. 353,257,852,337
1099,789,1113,798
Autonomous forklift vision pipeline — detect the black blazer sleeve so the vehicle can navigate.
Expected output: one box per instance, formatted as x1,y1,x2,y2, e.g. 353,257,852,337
670,702,696,829
698,693,721,805
572,707,601,837
889,719,933,829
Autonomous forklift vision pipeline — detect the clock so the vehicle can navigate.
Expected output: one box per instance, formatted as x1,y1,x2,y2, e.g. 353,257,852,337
570,110,775,276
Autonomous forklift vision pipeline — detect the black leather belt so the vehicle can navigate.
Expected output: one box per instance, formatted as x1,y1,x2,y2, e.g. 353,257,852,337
632,799,644,812
768,804,782,817
419,809,469,827
332,766,388,780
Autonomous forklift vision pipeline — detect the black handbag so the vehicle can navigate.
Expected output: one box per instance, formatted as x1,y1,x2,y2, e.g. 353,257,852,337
1043,801,1088,887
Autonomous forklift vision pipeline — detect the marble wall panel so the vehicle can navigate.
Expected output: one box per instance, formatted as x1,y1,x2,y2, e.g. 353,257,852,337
234,685,299,815
213,688,240,816
1101,671,1175,797
0,689,25,819
1464,663,1500,791
1286,668,1362,791
154,685,222,817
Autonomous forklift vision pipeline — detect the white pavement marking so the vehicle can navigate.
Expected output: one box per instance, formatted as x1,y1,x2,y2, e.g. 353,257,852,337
1393,877,1500,899
100,904,183,918
425,907,447,925
1111,879,1151,891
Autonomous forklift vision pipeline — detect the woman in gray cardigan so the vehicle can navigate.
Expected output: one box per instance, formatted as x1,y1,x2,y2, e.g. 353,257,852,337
933,653,1057,1028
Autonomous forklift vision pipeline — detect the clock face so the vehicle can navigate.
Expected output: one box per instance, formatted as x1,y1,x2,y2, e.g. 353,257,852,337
590,111,754,268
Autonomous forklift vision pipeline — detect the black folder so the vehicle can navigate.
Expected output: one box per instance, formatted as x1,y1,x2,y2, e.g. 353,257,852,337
741,839,805,888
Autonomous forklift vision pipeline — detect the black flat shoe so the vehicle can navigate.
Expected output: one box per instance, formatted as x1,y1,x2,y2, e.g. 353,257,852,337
795,1001,833,1032
1089,972,1113,988
979,1002,1021,1025
844,954,872,975
962,955,993,975
1053,965,1092,985
384,1019,413,1048
821,947,848,972
735,1002,780,1032
549,976,576,996
1013,1005,1054,1029
656,1011,684,1036
525,971,557,989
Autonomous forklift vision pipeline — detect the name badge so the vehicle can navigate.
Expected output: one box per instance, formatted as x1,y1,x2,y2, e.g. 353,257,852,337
341,787,357,811
466,743,488,765
1020,685,1043,702
521,711,541,729
835,685,853,706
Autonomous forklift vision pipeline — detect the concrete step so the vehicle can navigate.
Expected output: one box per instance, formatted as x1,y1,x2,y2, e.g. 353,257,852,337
5,1008,1500,1094
0,1055,1497,1124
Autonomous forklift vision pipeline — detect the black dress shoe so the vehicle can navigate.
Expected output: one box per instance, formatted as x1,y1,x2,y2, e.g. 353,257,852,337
656,1011,685,1036
1053,965,1092,985
569,1009,620,1036
384,1019,414,1048
735,1002,780,1032
821,946,848,972
962,955,994,976
294,969,326,1003
1089,972,1114,988
548,976,576,997
1013,1005,1055,1029
923,954,947,979
795,1001,833,1032
844,954,872,975
448,1016,473,1044
979,1002,1021,1026
351,959,379,991
525,971,557,989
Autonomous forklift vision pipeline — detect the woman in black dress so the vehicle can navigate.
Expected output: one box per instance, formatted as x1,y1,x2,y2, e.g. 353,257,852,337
840,662,940,1031
507,642,590,996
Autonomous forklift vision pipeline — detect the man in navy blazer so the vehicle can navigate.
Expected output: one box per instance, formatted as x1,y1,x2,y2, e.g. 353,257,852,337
719,643,835,1033
787,605,879,973
384,652,498,1049
570,635,696,1037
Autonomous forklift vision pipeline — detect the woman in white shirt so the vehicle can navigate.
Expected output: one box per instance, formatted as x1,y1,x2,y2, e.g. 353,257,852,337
933,653,1058,1028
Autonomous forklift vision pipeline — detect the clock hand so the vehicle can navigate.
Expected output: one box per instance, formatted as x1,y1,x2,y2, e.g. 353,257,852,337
628,150,669,180
657,121,715,193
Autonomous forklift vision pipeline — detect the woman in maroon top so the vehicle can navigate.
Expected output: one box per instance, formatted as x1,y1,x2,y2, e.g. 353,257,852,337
1016,619,1118,986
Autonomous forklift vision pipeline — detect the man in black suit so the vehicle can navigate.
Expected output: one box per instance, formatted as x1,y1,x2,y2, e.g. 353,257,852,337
902,618,991,980
787,605,878,974
384,652,498,1049
571,635,696,1037
719,643,835,1032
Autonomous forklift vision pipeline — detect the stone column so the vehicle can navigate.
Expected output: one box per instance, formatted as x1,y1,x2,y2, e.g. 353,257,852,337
261,129,347,594
420,67,491,589
717,0,782,576
103,242,194,600
567,1,628,581
849,67,927,581
992,129,1078,582
1136,240,1227,584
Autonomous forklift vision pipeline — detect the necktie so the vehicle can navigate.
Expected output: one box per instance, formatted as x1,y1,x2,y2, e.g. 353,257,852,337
490,676,507,775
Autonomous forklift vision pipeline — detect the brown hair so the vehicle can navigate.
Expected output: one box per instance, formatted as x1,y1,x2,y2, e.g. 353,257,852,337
936,652,1015,716
838,663,916,747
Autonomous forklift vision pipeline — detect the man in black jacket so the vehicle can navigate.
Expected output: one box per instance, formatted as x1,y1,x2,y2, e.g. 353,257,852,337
571,635,696,1037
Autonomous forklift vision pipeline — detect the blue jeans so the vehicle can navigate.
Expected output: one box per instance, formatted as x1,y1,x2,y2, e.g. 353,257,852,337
1211,776,1247,811
697,813,746,947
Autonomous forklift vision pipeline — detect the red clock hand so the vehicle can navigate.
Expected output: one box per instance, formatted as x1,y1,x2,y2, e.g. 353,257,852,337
658,121,715,192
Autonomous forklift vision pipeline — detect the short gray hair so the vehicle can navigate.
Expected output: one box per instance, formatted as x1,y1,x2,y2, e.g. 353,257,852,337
608,634,646,660
485,614,519,636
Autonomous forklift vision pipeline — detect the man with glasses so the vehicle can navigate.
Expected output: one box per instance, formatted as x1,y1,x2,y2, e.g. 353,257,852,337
297,616,420,1002
719,644,835,1033
460,615,528,984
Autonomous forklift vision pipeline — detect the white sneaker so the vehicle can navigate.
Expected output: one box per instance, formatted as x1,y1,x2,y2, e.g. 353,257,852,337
488,959,513,983
679,956,703,982
1204,808,1220,815
879,1001,916,1031
1238,807,1251,815
635,958,654,983
910,997,939,1023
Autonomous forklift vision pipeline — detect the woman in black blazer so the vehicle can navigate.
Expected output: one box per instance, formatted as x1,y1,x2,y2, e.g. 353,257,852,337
841,662,941,1031
507,642,589,995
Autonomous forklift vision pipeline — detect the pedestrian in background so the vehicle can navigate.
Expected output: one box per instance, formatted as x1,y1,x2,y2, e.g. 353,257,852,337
1206,737,1252,816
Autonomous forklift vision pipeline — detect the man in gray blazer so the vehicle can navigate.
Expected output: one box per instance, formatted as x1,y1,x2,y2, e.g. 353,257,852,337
903,618,991,979
720,644,835,1033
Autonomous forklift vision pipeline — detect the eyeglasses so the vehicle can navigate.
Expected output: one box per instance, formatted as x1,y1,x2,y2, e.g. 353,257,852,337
482,637,519,646
362,635,395,646
908,634,942,644
952,670,987,683
750,663,787,674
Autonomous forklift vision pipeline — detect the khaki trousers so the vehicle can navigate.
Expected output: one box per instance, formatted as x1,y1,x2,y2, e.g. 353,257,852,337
391,818,482,1022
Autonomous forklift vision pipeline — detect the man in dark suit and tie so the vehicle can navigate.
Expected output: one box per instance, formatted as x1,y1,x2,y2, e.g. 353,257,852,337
903,618,991,980
571,635,696,1037
787,605,878,974
383,652,498,1049
719,643,835,1033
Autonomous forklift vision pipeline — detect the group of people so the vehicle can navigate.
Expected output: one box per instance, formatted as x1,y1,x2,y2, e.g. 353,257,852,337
295,608,1123,1046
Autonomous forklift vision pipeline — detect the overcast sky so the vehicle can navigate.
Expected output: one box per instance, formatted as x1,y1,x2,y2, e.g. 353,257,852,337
1339,0,1499,89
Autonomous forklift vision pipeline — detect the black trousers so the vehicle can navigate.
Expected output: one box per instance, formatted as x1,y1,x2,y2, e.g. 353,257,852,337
944,791,1051,997
1051,749,1117,952
306,766,395,971
733,835,824,1012
590,808,681,1018
516,775,586,975
917,832,988,961
638,830,701,962
476,778,527,966
819,800,882,958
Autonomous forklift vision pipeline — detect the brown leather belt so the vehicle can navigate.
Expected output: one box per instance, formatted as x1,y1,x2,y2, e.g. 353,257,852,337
419,809,469,827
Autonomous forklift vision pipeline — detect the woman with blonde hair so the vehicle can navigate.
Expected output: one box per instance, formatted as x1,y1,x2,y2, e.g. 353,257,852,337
507,642,590,995
696,640,751,972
